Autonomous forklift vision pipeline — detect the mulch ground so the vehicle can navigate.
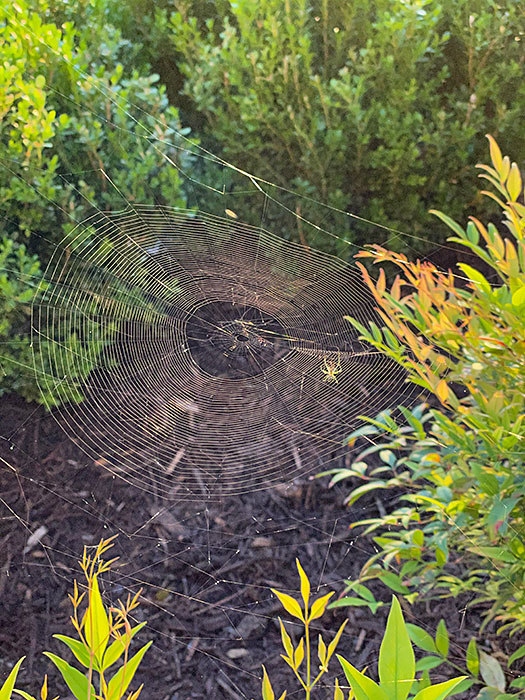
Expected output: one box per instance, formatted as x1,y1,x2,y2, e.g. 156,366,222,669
0,393,522,700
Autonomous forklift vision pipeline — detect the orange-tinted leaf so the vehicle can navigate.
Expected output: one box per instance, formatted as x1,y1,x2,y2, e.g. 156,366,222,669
486,134,503,174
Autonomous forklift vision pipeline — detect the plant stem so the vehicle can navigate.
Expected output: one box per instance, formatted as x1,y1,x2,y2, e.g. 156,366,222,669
305,620,311,699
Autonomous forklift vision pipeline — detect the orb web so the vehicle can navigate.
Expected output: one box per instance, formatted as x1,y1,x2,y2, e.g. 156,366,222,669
32,205,415,499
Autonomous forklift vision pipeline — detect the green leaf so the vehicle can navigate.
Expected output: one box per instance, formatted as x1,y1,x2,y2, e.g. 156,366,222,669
457,264,491,295
415,657,445,672
466,638,479,677
43,652,96,700
330,597,383,614
338,656,388,700
344,482,388,507
272,589,304,621
84,572,110,665
470,547,517,564
296,559,310,613
406,624,437,653
411,677,467,700
379,597,415,700
512,286,525,307
377,572,410,595
53,634,93,669
479,651,506,692
435,620,449,658
429,210,465,239
508,644,525,668
0,657,25,700
107,640,152,700
102,622,147,671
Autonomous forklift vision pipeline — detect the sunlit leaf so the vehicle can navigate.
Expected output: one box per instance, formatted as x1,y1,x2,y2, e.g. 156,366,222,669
507,162,522,201
379,596,415,700
411,677,467,700
261,666,275,700
271,589,304,621
0,657,25,700
279,619,293,661
406,624,437,653
309,592,334,621
294,638,304,670
102,622,147,671
107,641,152,700
53,634,93,670
296,559,310,612
43,652,96,700
84,572,110,665
338,656,387,700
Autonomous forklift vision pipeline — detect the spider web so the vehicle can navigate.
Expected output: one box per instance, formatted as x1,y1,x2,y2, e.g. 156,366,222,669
31,204,414,500
0,10,523,700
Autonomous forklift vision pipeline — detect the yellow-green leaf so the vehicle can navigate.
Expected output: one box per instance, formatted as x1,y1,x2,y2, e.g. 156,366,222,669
379,597,415,700
0,657,25,700
486,134,502,173
43,652,96,700
411,677,467,700
318,635,327,666
102,622,147,671
327,620,348,663
107,641,152,700
338,656,388,700
309,592,334,621
262,666,275,700
457,264,491,295
271,589,304,621
296,559,310,613
294,638,305,670
507,162,522,201
334,678,344,700
512,286,525,307
84,573,110,665
279,619,293,660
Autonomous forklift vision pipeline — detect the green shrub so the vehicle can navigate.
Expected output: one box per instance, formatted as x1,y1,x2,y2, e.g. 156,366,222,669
324,136,524,638
133,0,525,253
0,0,192,402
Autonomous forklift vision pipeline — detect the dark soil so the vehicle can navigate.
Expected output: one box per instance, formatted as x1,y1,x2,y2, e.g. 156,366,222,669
0,393,521,700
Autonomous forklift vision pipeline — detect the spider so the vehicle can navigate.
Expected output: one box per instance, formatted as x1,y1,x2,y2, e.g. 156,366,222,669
320,354,342,383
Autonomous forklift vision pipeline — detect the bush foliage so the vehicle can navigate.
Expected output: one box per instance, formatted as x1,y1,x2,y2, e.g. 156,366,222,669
0,0,191,401
132,0,525,251
326,137,524,642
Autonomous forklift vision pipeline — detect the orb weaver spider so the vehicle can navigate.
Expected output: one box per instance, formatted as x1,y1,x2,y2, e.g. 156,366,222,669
320,353,342,383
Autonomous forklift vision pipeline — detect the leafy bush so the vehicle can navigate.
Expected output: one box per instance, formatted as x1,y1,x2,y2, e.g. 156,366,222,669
133,0,525,252
1,536,150,700
324,136,524,638
0,0,192,402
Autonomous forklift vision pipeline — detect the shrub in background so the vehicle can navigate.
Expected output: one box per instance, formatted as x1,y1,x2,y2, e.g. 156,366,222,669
125,0,525,253
323,136,524,677
0,0,192,402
